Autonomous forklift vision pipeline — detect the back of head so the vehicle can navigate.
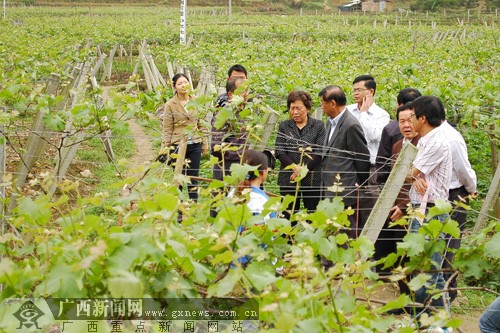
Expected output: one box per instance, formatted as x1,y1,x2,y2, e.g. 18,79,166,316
408,95,445,127
228,64,248,78
226,77,244,94
242,149,268,179
319,85,347,106
353,74,376,94
397,88,422,105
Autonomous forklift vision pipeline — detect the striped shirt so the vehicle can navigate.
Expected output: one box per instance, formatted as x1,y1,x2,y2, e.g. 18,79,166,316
409,126,452,204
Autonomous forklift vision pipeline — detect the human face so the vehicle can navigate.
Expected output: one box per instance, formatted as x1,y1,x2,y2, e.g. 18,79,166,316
174,76,190,95
229,70,247,80
289,100,309,125
352,81,372,104
409,108,424,134
398,109,417,140
320,97,336,118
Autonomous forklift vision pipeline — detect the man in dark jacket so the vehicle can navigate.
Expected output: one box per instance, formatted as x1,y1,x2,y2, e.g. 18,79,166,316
318,85,370,239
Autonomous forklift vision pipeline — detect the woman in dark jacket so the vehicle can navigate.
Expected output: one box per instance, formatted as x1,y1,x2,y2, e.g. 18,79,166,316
275,90,326,219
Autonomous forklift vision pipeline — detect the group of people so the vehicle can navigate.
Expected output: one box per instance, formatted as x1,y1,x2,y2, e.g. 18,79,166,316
159,64,480,328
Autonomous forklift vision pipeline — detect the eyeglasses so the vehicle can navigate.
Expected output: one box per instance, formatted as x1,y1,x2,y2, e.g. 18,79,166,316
352,88,369,93
290,106,306,112
398,113,416,125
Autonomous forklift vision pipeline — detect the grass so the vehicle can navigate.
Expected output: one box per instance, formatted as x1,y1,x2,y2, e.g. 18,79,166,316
76,126,135,194
452,286,498,316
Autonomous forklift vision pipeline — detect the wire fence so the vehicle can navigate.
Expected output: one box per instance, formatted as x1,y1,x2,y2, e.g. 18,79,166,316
1,127,497,225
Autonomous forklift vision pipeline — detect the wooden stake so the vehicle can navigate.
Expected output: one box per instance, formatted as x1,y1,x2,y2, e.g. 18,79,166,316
360,143,418,243
90,53,107,87
252,111,278,151
473,163,500,232
48,62,92,197
12,74,60,201
167,61,174,82
139,52,154,91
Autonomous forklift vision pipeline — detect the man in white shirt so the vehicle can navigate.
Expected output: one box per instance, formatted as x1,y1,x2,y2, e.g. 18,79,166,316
347,75,390,237
406,96,452,316
347,75,390,178
439,114,477,302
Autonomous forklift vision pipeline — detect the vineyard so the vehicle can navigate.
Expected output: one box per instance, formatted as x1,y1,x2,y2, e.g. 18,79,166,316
0,4,499,333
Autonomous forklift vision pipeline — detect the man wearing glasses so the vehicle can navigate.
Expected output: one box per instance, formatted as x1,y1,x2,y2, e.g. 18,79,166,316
347,75,390,184
347,75,390,229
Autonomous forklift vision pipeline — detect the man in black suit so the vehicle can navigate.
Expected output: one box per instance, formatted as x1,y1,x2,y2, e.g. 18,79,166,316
318,85,371,239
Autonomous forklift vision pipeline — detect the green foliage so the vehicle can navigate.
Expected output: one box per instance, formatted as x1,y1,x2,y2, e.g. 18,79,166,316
411,0,460,11
454,222,500,290
0,6,498,332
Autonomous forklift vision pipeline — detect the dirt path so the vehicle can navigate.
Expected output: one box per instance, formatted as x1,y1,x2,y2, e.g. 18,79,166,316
127,118,156,169
101,86,156,177
371,284,482,332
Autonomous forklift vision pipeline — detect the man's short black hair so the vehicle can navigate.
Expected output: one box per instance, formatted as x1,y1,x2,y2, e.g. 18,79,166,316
408,95,444,127
226,77,243,94
319,85,347,106
353,74,376,94
397,88,422,105
228,64,247,78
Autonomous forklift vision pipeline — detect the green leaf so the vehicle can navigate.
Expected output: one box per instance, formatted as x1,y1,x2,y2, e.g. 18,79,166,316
191,262,212,284
207,268,242,297
230,163,258,181
484,233,500,259
0,258,16,279
296,318,324,332
351,236,374,259
213,107,233,130
211,251,234,265
18,197,51,225
244,262,276,291
382,253,399,269
398,233,425,256
379,294,411,313
427,199,452,218
155,192,178,211
407,273,431,291
441,218,460,238
43,113,66,131
107,245,139,274
108,272,144,298
316,197,345,219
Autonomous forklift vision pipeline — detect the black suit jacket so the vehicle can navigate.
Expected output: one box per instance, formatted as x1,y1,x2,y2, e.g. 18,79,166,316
376,121,403,185
320,110,371,206
275,116,326,189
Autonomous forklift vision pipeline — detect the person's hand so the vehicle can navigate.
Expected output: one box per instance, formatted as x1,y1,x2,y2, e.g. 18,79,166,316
389,206,404,221
412,177,428,195
202,146,209,156
290,164,303,181
290,165,301,181
359,95,374,112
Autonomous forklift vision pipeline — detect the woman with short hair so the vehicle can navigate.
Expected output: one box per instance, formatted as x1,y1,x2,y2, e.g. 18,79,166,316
275,90,326,219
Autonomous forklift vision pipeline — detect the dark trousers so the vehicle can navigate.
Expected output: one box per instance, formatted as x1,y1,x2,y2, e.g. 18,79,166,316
444,185,470,301
213,159,239,181
280,187,320,221
169,143,202,202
